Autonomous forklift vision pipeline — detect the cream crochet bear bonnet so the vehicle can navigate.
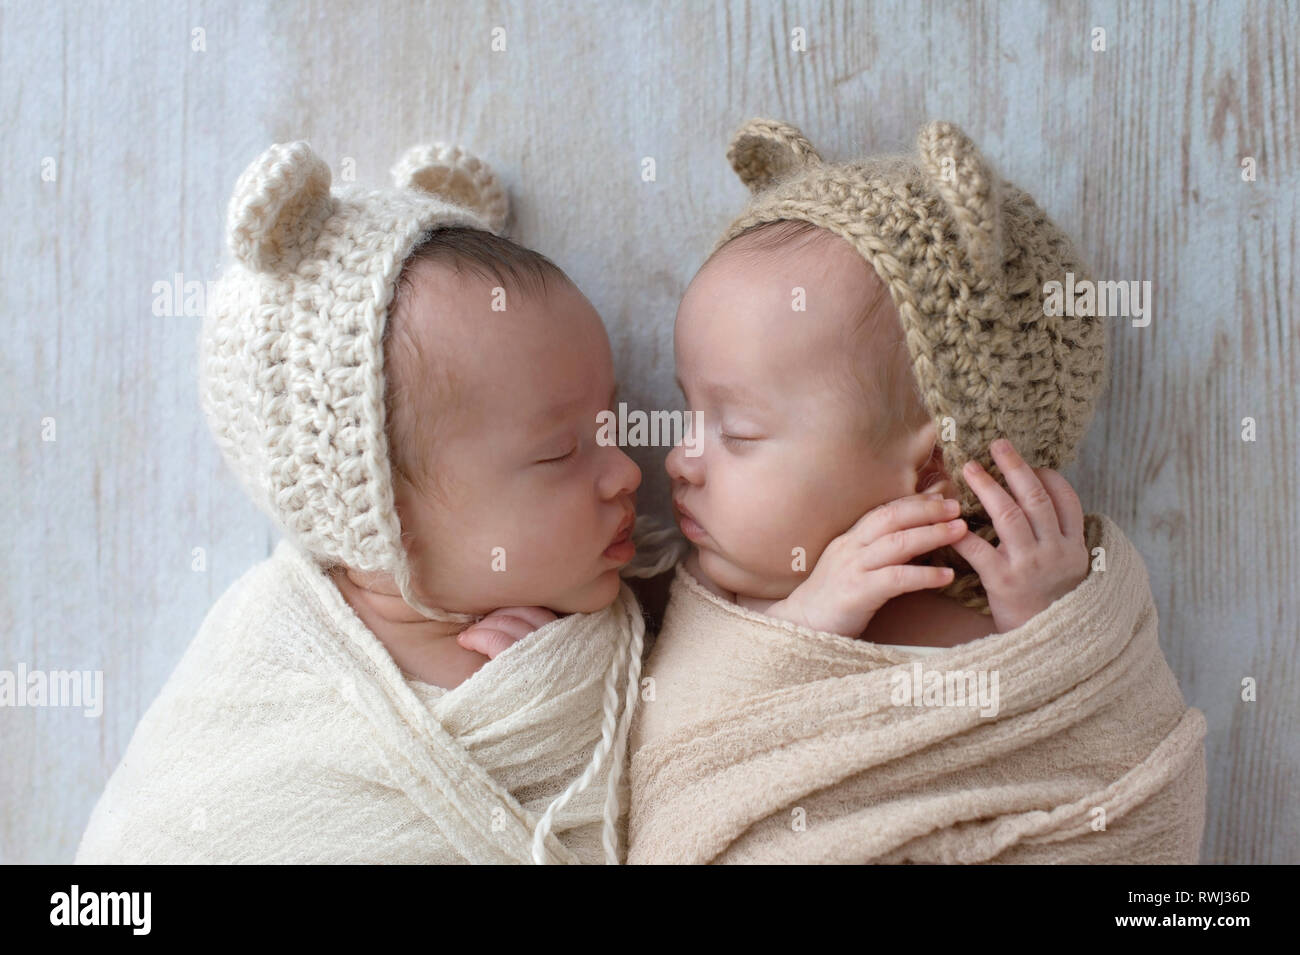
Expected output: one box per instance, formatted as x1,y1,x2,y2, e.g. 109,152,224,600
199,139,509,622
715,119,1109,612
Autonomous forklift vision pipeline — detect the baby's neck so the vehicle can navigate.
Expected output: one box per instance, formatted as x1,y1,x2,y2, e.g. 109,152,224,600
329,567,485,689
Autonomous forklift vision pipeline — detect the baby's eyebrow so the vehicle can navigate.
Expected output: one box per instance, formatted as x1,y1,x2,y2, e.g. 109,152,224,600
675,374,766,409
534,382,620,424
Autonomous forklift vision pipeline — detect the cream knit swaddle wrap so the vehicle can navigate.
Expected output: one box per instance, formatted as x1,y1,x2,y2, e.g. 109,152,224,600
76,540,644,864
628,515,1207,864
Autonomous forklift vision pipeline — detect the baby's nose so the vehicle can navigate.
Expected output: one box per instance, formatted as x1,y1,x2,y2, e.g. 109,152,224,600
665,441,683,478
665,441,696,483
611,447,642,495
626,456,643,492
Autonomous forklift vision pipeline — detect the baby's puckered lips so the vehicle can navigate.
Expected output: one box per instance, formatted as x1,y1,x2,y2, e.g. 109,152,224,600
673,497,708,543
603,506,637,562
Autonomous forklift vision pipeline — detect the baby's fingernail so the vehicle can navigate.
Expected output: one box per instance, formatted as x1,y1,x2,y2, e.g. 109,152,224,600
944,499,960,513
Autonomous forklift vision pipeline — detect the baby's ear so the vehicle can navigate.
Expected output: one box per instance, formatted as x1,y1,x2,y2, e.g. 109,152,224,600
391,143,509,233
226,141,336,273
725,118,823,193
916,121,1004,278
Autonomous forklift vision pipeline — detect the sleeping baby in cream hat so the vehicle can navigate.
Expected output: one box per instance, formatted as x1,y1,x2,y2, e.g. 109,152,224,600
76,140,661,865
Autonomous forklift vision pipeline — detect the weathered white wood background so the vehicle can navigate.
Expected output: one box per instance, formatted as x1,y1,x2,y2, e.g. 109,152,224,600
2,0,1295,864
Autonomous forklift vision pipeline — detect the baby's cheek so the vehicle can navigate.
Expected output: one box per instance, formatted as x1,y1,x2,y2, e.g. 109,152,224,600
720,494,801,578
521,489,597,561
756,487,843,575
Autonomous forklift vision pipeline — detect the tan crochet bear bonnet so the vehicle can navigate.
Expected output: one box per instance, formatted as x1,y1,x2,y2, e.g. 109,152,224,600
715,119,1109,612
199,140,509,622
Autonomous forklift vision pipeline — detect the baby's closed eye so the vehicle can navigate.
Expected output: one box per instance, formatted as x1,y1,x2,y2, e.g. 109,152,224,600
536,445,577,464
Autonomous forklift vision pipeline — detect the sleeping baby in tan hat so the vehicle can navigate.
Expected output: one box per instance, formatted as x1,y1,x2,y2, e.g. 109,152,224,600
627,120,1207,864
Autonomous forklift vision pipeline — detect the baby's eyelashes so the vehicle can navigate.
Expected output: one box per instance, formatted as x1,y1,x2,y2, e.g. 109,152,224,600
536,446,577,465
717,415,765,441
718,429,766,450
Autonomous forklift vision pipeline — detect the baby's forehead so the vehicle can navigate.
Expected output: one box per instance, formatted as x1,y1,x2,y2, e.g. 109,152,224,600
395,257,549,341
685,232,888,336
678,235,900,402
399,253,507,305
390,261,606,402
699,227,881,303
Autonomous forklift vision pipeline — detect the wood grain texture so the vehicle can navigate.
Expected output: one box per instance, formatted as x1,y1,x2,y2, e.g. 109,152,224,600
1,0,1294,863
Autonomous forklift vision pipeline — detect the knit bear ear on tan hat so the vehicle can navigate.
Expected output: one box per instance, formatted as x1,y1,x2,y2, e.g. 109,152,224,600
916,120,1005,279
391,143,510,234
725,118,824,193
226,140,337,274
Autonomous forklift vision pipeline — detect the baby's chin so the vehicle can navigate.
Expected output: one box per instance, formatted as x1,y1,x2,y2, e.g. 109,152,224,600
695,547,798,602
536,566,626,616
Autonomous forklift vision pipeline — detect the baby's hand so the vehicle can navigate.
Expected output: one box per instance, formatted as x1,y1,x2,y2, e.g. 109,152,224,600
456,606,557,659
951,438,1089,634
765,493,967,637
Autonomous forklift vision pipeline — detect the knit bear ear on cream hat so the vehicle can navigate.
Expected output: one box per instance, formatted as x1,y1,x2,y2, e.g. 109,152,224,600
391,143,509,232
715,117,1108,613
226,141,338,274
202,138,511,623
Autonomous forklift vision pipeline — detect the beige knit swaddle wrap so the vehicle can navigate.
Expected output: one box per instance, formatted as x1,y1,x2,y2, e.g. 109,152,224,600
628,515,1207,864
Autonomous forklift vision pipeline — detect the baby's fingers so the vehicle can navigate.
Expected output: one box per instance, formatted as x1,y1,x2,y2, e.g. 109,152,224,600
862,518,967,569
488,606,558,631
989,439,1061,541
456,625,519,660
962,457,1035,552
949,529,1001,578
849,493,961,543
869,564,956,601
1037,469,1085,543
457,607,557,659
